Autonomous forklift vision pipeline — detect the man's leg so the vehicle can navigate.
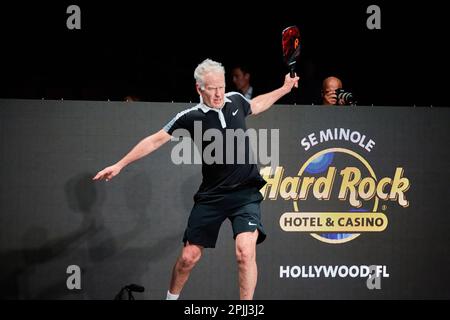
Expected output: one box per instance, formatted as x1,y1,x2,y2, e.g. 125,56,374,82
168,242,203,298
235,229,259,300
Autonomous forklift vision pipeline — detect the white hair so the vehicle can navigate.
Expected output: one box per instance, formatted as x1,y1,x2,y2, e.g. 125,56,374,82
194,58,225,89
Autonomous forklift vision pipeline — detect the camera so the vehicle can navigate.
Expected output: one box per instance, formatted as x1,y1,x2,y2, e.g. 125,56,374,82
335,89,356,105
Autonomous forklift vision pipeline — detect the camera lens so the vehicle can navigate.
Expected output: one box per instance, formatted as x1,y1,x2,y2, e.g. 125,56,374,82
335,89,354,105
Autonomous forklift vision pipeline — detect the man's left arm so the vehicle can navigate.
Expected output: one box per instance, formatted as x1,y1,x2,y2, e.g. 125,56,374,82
250,74,299,115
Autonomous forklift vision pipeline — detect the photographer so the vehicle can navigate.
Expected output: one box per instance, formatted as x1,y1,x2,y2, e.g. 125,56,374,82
321,76,353,106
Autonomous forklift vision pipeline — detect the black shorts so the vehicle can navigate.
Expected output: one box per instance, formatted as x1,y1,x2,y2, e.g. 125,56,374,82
183,187,266,248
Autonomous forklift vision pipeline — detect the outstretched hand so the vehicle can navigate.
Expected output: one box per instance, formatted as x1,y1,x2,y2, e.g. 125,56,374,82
92,164,122,182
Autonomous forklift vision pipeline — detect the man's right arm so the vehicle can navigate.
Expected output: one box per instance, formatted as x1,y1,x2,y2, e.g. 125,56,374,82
93,129,171,181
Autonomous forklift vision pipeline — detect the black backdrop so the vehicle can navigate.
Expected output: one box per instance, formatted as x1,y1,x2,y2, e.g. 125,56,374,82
0,1,449,106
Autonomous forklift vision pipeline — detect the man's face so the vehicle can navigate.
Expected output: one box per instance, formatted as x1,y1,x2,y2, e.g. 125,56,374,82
322,79,342,105
231,68,249,91
197,72,226,109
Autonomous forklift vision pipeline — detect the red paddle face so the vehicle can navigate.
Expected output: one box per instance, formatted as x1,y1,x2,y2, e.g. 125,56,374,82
282,26,301,76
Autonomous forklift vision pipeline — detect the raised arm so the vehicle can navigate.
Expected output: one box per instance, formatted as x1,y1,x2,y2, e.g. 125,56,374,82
93,129,171,181
250,73,299,115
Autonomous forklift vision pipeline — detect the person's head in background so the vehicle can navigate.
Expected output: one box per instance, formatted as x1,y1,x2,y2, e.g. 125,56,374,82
124,95,141,102
231,65,253,99
322,76,343,105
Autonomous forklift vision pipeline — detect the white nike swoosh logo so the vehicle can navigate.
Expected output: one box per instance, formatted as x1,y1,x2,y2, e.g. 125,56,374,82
232,109,239,116
248,222,257,226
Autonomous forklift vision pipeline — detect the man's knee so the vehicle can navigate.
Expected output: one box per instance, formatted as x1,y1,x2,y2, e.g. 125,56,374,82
236,249,254,265
236,233,257,264
179,244,202,269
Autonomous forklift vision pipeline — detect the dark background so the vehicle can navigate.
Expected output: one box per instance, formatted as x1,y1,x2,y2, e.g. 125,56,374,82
0,1,448,106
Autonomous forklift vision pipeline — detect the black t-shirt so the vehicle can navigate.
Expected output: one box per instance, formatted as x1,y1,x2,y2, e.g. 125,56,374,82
163,92,266,198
